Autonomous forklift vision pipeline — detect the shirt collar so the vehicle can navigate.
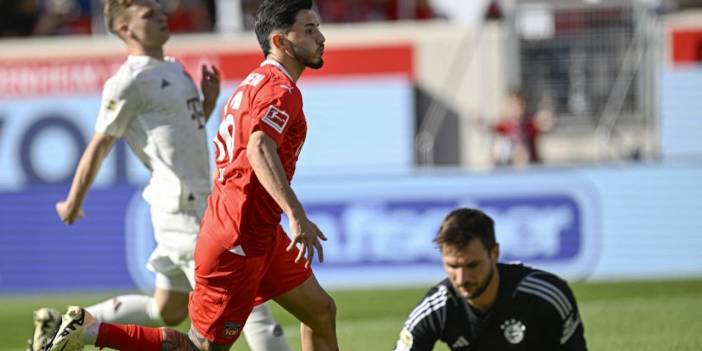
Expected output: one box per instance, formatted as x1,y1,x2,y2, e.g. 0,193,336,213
127,55,161,64
261,59,294,82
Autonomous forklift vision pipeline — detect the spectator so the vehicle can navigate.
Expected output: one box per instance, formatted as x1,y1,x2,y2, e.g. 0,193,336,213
364,0,390,21
0,0,41,37
316,0,437,23
162,0,214,33
317,0,387,23
33,0,91,35
490,89,554,168
385,0,435,21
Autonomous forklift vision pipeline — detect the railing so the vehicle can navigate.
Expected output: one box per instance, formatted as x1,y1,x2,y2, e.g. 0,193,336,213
594,3,660,161
513,0,660,163
415,23,488,166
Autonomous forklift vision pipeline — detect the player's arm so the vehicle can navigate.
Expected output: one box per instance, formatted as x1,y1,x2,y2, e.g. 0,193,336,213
394,286,446,351
200,64,221,122
393,324,437,351
538,275,586,351
556,284,587,351
57,71,140,224
247,131,326,268
520,273,587,350
56,133,117,224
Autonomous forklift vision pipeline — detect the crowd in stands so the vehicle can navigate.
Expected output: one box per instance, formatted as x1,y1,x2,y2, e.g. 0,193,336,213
0,0,216,37
1,0,95,36
0,0,438,37
315,0,435,23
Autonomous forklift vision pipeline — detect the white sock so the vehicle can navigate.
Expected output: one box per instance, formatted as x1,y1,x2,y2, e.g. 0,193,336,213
243,304,292,351
85,295,163,326
82,321,101,345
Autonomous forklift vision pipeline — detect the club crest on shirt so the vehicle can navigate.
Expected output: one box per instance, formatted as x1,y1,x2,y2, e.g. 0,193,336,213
500,318,526,344
221,322,242,339
262,105,290,133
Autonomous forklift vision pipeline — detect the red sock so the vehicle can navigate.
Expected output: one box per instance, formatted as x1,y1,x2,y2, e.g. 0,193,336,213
96,323,163,351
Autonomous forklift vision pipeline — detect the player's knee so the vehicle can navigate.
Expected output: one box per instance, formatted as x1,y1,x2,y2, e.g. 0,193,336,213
324,295,337,320
160,307,188,326
311,294,337,326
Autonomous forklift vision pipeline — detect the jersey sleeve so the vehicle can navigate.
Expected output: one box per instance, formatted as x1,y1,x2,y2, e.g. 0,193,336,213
393,285,448,351
250,84,301,145
556,280,587,351
517,273,587,351
95,73,143,137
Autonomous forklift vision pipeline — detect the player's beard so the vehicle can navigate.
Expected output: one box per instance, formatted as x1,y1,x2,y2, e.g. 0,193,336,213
462,263,496,301
291,43,324,69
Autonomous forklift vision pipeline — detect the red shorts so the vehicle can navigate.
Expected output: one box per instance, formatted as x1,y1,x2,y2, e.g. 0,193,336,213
189,226,312,344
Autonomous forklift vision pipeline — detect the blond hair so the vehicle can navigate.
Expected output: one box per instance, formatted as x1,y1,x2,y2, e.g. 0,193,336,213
104,0,136,35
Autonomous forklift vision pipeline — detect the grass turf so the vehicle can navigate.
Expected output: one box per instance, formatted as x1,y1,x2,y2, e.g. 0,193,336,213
1,279,700,351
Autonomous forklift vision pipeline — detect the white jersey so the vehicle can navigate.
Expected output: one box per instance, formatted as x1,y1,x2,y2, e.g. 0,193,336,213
96,55,211,212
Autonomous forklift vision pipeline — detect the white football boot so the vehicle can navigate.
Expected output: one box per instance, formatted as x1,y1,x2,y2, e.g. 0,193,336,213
45,306,94,351
30,308,61,351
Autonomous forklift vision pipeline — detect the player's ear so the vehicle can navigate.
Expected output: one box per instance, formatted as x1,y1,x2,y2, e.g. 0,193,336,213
491,243,500,262
271,32,285,51
115,21,129,39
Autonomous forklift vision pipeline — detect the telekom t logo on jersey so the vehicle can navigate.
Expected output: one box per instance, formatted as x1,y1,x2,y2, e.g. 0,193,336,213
186,97,205,129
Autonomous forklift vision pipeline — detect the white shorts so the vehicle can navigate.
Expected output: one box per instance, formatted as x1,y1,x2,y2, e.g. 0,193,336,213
147,199,206,293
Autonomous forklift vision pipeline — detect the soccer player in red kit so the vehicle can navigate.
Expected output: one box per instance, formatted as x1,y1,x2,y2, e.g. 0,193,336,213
44,1,339,350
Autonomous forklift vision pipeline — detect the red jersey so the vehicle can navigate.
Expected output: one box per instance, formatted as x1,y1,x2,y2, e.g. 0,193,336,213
202,60,307,256
493,117,541,163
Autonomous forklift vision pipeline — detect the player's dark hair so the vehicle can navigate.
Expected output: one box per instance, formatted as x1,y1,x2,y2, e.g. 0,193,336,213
434,208,497,251
254,0,314,57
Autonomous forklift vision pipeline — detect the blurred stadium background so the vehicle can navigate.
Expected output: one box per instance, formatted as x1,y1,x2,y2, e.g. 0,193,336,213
1,0,702,350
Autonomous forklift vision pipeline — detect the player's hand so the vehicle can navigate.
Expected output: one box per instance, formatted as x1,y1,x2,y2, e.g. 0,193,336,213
55,200,85,225
200,64,221,106
287,215,327,268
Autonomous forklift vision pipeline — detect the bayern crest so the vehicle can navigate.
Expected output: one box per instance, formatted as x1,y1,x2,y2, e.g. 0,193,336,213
500,318,526,344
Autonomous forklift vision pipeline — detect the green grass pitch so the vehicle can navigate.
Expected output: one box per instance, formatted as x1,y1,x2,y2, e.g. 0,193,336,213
1,279,700,350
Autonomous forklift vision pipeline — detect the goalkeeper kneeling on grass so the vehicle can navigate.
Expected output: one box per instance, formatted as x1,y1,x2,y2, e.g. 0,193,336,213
394,208,587,351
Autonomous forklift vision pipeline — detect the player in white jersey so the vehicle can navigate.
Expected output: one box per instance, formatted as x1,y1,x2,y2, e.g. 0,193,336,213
29,1,290,351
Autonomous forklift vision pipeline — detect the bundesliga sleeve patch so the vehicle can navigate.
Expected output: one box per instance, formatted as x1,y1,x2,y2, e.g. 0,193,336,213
261,105,290,133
